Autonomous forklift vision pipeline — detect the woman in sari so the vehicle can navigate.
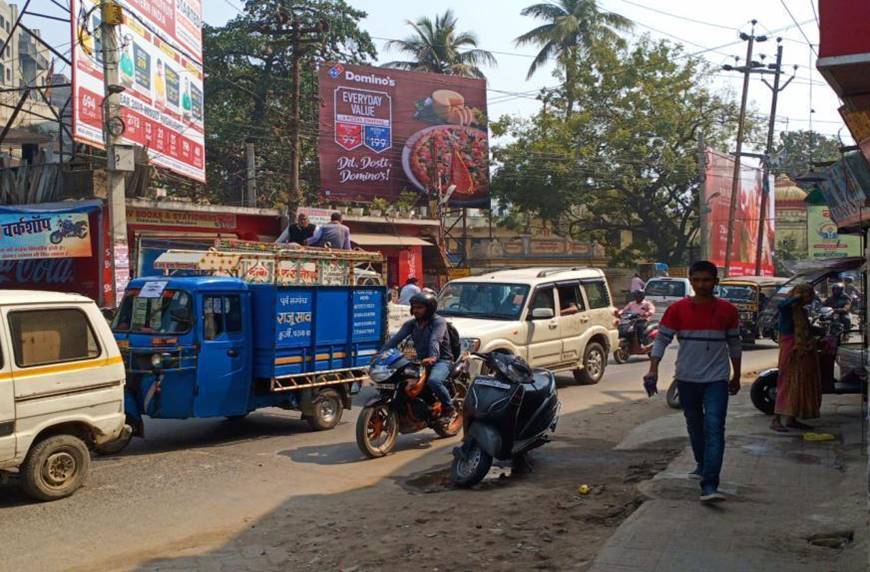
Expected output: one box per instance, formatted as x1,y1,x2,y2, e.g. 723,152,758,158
771,284,822,432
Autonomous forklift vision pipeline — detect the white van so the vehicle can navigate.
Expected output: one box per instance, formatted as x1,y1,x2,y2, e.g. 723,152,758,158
0,291,127,501
439,267,619,384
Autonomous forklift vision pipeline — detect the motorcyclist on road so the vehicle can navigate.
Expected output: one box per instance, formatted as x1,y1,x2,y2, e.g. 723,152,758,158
381,292,456,419
823,283,852,334
621,291,656,345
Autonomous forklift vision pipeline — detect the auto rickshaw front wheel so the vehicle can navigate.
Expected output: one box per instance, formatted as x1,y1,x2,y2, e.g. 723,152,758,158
305,388,343,431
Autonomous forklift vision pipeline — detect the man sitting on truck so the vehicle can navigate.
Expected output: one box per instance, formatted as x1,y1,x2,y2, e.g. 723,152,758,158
382,291,456,419
307,212,352,250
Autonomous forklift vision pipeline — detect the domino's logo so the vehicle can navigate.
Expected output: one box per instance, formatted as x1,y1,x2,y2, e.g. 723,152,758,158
328,63,345,79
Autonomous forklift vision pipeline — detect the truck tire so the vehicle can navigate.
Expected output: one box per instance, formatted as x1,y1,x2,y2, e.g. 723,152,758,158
305,388,343,431
21,434,91,501
574,342,606,385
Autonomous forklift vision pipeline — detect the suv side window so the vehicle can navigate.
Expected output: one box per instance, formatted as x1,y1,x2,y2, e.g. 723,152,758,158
8,308,101,367
529,286,556,317
582,280,611,309
557,282,584,316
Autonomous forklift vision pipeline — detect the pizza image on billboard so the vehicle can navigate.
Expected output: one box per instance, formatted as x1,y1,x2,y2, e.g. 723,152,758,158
319,63,489,207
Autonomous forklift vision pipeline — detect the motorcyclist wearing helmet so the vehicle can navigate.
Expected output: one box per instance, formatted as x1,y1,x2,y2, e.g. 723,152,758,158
381,291,456,418
823,283,852,334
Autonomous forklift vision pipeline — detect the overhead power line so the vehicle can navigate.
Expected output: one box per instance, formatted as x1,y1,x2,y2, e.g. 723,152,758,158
779,0,819,56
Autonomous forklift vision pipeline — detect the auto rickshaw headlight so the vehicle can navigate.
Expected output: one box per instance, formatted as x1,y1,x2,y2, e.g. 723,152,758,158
150,353,163,369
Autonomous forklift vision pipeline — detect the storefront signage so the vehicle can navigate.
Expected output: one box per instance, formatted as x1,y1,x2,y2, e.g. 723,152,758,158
529,239,566,255
71,0,206,182
703,149,776,276
0,213,92,260
127,208,237,229
808,205,863,259
297,207,334,226
319,63,489,207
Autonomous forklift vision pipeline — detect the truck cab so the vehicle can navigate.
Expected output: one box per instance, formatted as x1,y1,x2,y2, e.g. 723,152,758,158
0,291,127,501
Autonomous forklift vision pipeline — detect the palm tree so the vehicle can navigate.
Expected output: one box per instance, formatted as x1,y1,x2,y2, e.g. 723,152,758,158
516,0,632,114
383,10,496,79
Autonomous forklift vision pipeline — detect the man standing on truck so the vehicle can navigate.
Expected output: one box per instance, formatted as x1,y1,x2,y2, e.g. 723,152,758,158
307,212,352,250
644,260,742,504
382,292,456,419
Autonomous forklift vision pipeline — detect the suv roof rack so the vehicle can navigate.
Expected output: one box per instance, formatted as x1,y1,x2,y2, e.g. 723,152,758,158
536,266,589,278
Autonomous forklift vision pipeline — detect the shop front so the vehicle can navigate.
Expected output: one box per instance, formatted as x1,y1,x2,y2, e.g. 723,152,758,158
125,199,282,278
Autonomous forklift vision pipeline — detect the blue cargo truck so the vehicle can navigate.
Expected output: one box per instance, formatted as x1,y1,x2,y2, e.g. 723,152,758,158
101,243,386,454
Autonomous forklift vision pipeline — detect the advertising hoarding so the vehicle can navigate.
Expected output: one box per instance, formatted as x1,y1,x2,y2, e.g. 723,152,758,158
704,149,776,276
807,205,862,260
71,0,205,182
318,63,490,207
0,213,91,260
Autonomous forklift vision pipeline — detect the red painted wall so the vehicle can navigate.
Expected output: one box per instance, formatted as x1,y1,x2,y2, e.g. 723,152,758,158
819,0,870,58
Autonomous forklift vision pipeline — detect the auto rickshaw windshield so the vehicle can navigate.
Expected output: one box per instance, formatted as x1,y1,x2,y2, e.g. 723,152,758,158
112,289,193,334
717,285,755,302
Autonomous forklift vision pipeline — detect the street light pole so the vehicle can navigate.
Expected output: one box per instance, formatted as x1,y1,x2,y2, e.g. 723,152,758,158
100,1,129,305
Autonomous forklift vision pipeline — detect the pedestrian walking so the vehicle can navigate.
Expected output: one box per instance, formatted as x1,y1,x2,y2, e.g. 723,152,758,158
645,260,742,504
771,284,821,432
397,277,421,305
307,212,352,250
630,273,645,294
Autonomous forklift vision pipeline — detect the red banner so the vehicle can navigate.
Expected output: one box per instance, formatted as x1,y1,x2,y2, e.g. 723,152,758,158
318,63,490,207
704,149,776,276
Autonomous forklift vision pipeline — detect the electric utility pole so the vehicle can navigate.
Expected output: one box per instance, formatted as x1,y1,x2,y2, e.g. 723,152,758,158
267,3,328,220
100,1,130,305
697,132,708,260
245,139,257,207
723,21,766,277
754,39,796,275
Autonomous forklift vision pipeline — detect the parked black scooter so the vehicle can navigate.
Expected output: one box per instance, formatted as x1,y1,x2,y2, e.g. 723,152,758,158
450,352,560,487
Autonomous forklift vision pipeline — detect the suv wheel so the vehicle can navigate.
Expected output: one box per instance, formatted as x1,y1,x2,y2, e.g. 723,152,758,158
574,342,606,385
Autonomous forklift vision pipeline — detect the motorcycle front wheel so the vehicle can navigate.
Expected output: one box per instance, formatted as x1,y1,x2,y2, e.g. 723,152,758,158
49,231,62,244
450,440,493,488
613,346,630,364
356,405,399,458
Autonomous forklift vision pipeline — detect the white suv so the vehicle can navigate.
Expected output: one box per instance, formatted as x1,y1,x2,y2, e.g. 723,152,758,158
438,267,619,384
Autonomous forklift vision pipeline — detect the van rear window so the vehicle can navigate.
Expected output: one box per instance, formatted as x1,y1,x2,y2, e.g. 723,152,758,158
645,281,686,297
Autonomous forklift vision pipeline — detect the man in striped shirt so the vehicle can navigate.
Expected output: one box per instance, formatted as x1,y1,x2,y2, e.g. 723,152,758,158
646,261,742,503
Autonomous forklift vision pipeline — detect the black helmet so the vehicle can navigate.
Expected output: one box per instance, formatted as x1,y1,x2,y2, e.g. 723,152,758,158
409,291,438,318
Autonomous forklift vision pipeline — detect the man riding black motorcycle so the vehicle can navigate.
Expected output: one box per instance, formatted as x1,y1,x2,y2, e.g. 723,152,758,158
823,283,853,334
381,292,456,419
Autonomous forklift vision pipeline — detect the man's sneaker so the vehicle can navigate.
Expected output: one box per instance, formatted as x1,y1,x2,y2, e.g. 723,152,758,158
700,489,726,504
689,467,703,480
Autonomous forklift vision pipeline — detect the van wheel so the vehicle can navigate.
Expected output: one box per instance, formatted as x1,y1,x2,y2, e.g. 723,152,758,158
305,388,343,431
574,342,606,385
21,435,91,501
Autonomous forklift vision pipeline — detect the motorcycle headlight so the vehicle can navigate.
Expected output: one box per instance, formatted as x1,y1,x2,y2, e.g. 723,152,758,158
150,353,163,369
368,364,394,383
461,338,481,353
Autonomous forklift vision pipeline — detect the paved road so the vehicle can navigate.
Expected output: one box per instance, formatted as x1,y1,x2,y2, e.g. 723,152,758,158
0,344,780,572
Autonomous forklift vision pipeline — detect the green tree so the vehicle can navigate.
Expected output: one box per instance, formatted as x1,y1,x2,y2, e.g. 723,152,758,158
492,39,753,265
515,0,632,115
200,0,376,207
383,9,496,78
773,130,841,182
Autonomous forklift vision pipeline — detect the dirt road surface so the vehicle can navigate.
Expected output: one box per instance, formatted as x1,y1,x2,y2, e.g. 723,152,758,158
0,345,780,572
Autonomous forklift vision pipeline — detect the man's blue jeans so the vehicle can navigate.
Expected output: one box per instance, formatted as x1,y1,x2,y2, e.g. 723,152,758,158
677,380,729,491
428,360,455,411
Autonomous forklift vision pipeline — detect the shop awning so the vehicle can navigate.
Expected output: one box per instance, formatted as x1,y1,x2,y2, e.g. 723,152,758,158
351,233,433,247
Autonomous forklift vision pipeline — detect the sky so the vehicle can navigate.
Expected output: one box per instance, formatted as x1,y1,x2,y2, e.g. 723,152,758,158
37,0,846,152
